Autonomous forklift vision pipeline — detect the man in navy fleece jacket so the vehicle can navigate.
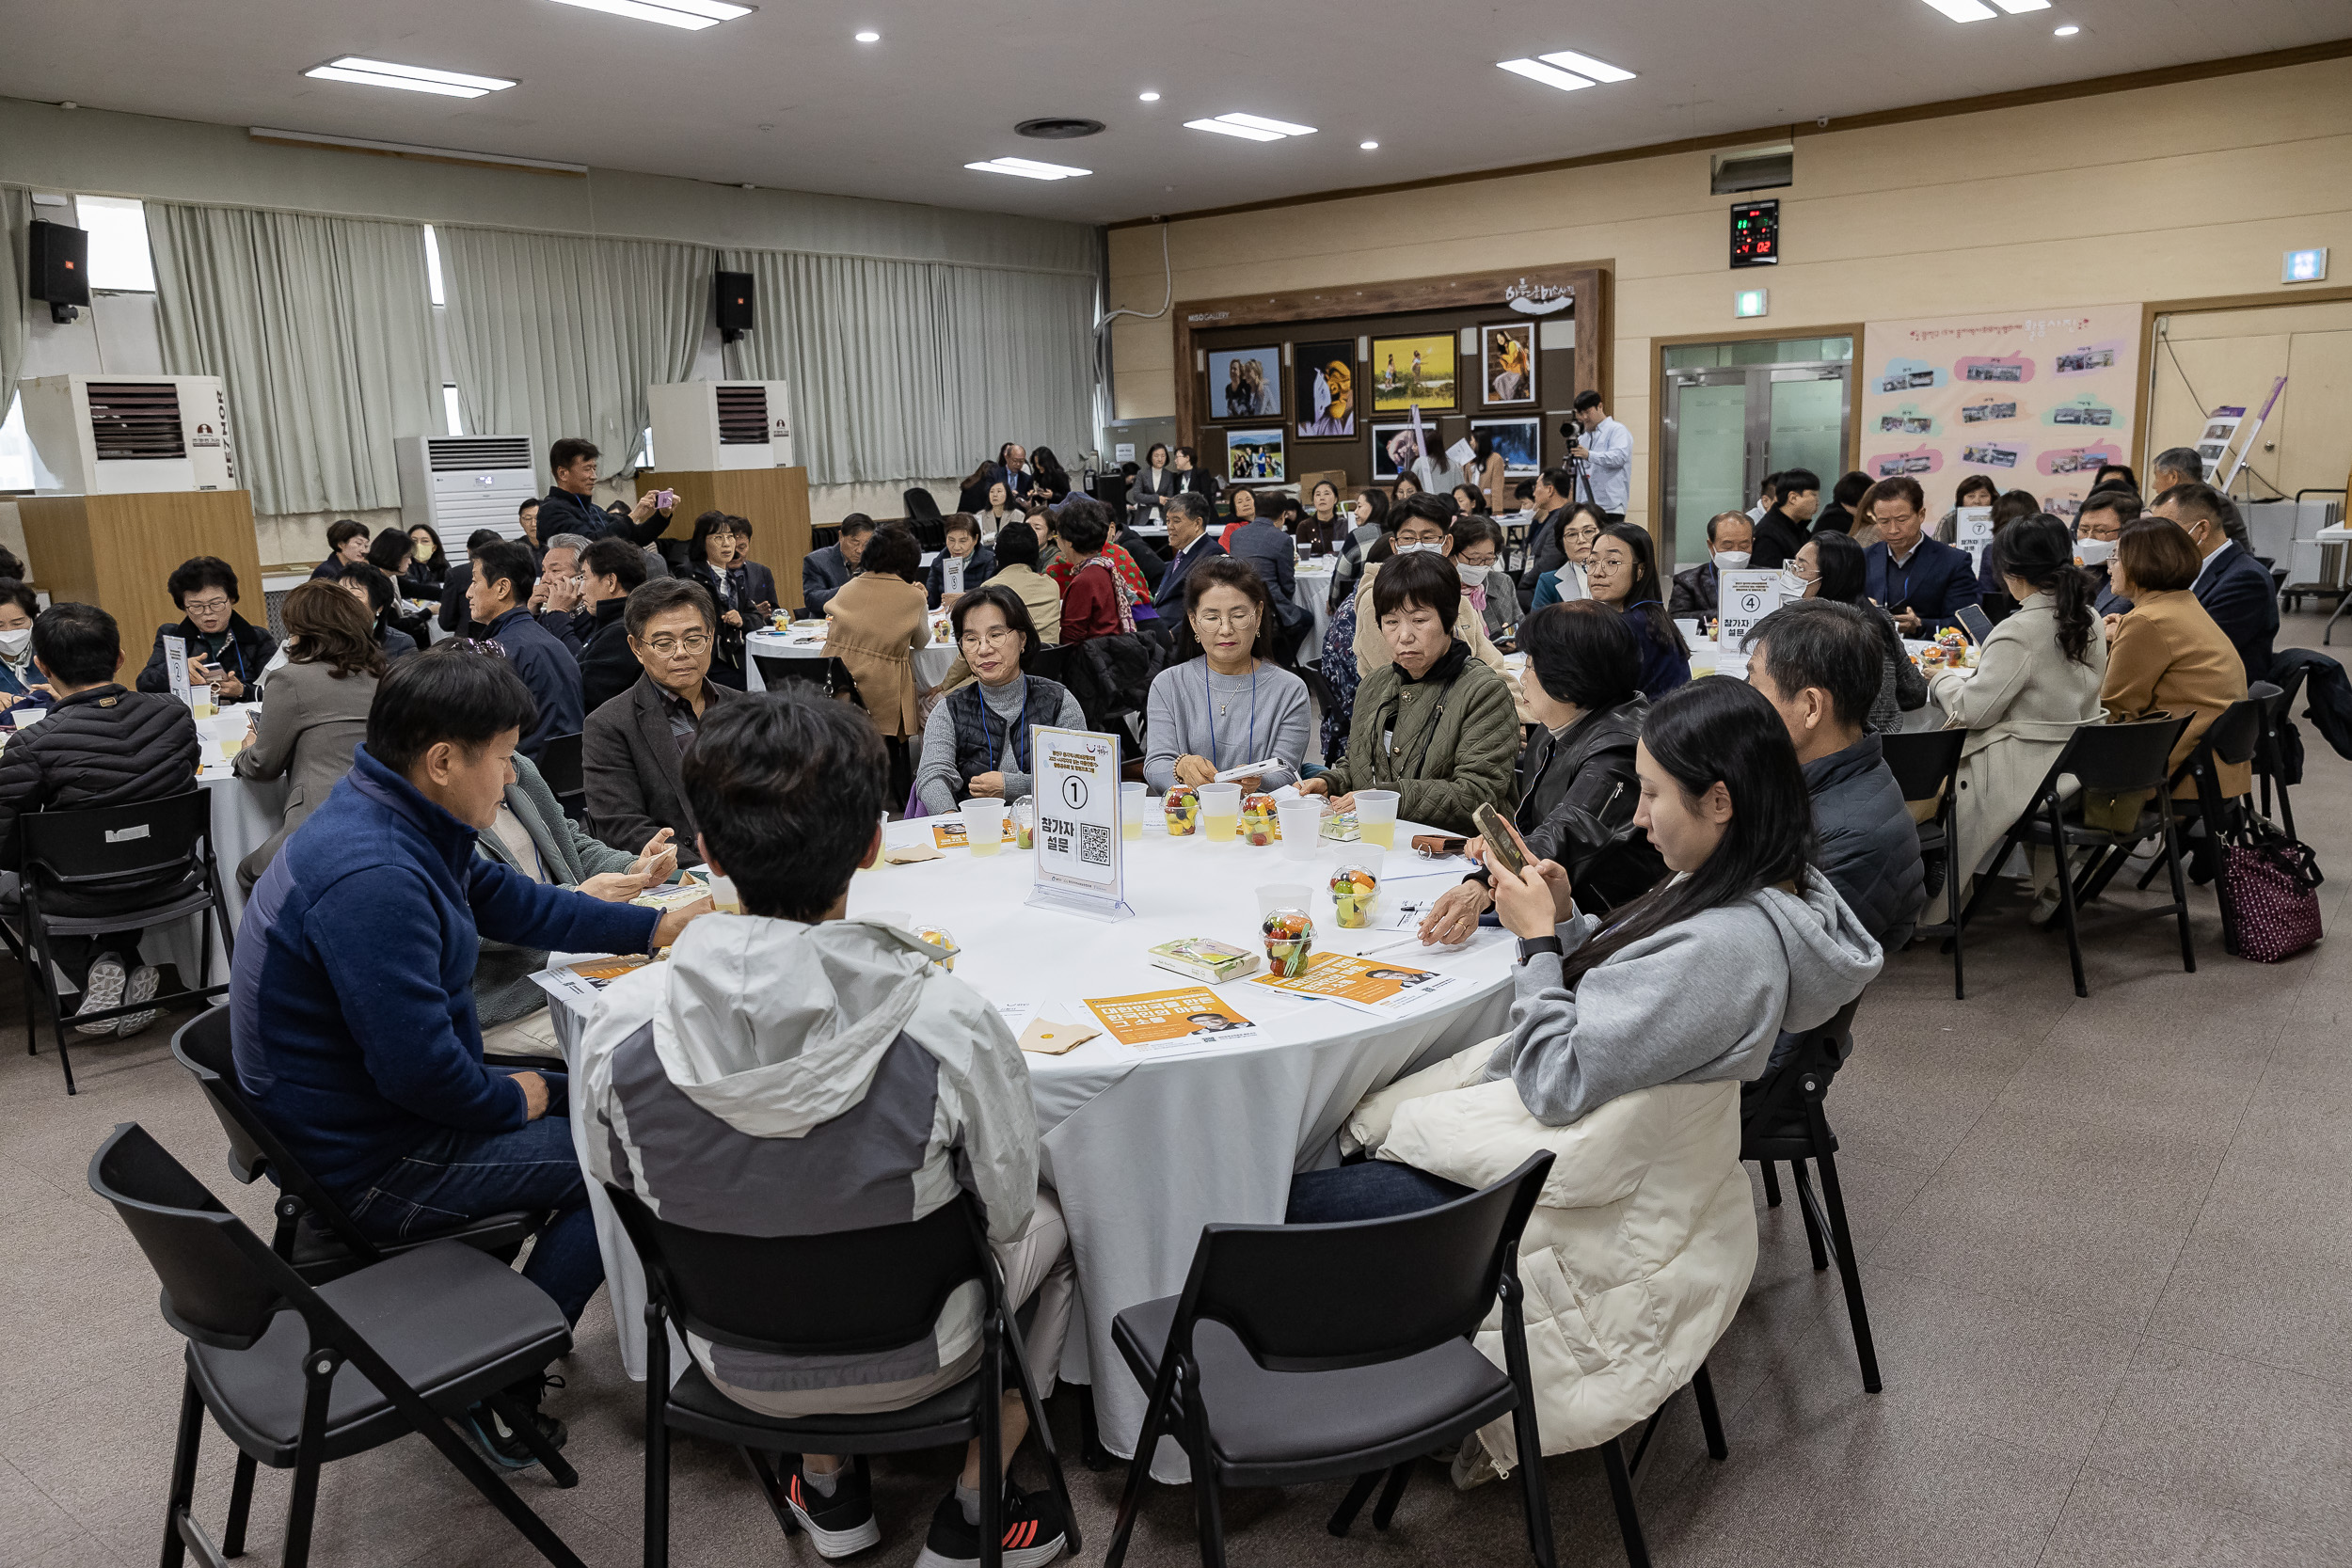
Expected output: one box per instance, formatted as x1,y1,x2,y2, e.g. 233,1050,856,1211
231,645,709,1335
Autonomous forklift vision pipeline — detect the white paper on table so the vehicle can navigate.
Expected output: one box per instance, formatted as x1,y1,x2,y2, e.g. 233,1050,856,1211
994,1000,1038,1033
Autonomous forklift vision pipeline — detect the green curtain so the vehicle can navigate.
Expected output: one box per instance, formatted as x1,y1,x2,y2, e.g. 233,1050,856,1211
147,201,439,517
437,226,709,483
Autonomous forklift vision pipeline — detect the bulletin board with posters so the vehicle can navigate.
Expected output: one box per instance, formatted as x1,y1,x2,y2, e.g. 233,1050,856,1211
1859,305,2141,520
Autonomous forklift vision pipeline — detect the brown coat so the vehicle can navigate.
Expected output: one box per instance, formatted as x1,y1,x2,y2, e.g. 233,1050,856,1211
2100,588,2251,799
824,572,932,736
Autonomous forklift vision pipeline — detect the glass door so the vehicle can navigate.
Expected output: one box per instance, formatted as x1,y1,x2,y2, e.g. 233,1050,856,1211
1664,372,1752,555
1661,337,1853,563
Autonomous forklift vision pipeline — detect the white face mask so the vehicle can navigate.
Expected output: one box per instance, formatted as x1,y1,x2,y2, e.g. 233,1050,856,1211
1398,540,1444,555
0,629,27,658
2074,538,2117,567
1453,560,1492,584
1776,569,1810,599
1712,551,1751,571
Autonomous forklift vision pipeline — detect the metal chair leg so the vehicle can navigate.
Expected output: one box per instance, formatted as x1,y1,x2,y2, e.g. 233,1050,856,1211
2049,800,2089,998
2163,816,2197,974
223,1450,258,1558
1946,817,1966,999
1598,1438,1651,1568
1791,1161,1829,1271
1327,1470,1381,1537
1370,1460,1414,1530
1758,1160,1782,1208
1188,1391,1229,1568
1692,1364,1728,1461
1805,1102,1883,1394
163,1370,206,1568
1104,1359,1180,1568
644,1305,670,1568
486,1391,577,1487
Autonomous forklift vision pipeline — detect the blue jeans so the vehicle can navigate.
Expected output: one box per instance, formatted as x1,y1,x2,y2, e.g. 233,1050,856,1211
345,1074,604,1324
1286,1161,1472,1224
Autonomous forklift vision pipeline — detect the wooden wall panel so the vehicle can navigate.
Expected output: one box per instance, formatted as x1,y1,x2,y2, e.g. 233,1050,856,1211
18,490,264,646
635,466,812,606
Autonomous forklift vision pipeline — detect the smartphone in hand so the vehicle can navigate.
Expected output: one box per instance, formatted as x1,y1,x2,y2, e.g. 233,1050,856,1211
1473,802,1530,878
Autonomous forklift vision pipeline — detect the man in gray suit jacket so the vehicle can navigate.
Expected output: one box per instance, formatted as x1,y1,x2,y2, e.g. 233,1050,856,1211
582,578,738,867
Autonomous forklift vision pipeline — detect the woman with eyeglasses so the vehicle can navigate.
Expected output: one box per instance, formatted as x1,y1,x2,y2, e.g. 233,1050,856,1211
135,555,281,702
913,584,1084,816
1585,524,1691,701
1143,559,1311,794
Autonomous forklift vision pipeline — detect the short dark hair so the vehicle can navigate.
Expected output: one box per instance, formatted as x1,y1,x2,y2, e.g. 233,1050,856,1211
1572,390,1604,413
1862,477,1926,520
581,535,650,594
0,578,39,624
2119,515,2203,593
283,578,386,680
342,562,397,617
2151,446,2203,482
2076,490,2143,529
517,499,540,520
689,509,740,565
1774,469,1821,503
1447,515,1503,556
472,541,537,604
949,581,1039,652
683,691,886,922
368,642,538,776
1396,492,1457,534
1809,531,1869,606
2090,462,2139,494
366,530,413,573
1993,489,2042,530
0,545,23,581
2153,481,2231,533
1057,499,1111,555
1520,601,1640,711
549,436,598,474
32,602,120,686
326,520,368,553
837,513,877,541
1174,557,1277,662
1954,474,1997,507
1537,466,1574,496
467,529,505,554
1832,470,1872,508
861,525,923,581
167,556,240,609
1372,546,1461,628
1746,599,1883,731
626,577,716,640
992,519,1041,571
1166,493,1211,531
943,513,981,542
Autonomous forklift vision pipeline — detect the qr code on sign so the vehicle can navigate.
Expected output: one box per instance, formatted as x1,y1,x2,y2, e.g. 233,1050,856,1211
1079,823,1112,867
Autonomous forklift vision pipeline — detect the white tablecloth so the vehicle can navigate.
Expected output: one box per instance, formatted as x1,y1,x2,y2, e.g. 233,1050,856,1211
544,813,1514,1473
744,627,960,693
1295,561,1337,659
111,706,288,990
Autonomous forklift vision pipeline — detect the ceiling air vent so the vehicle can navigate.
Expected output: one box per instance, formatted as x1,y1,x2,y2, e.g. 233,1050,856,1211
1016,117,1106,140
716,385,770,445
427,436,534,471
1711,144,1793,197
87,382,186,462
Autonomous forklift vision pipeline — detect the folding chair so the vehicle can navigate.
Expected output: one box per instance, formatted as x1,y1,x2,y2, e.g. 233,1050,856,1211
1024,644,1071,684
535,731,586,822
1744,998,1879,1392
2251,666,2304,843
1880,729,1968,999
607,1185,1078,1568
90,1123,582,1568
2120,692,2267,949
16,789,233,1093
1960,714,2194,997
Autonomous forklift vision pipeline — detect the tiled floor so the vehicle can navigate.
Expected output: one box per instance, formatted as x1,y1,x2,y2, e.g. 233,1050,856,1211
7,617,2350,1568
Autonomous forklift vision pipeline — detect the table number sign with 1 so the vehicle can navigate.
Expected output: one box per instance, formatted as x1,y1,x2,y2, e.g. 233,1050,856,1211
1028,724,1135,922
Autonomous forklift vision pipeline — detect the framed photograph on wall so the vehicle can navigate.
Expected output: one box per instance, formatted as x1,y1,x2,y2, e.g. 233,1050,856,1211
1480,322,1537,406
1293,340,1358,437
1368,334,1457,413
1471,418,1543,475
1206,346,1283,421
1225,427,1287,482
1370,421,1431,482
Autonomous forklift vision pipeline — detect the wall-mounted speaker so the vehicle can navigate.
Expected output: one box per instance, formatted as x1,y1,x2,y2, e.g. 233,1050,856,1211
29,220,90,321
715,270,755,341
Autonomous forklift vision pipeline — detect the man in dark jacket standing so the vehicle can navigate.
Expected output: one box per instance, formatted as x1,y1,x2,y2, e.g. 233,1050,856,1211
0,602,199,1037
466,541,582,762
538,436,676,547
1745,601,1925,948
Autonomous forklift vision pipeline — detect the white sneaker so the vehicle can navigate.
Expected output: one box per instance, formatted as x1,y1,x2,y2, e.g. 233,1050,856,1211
74,953,128,1036
116,966,162,1037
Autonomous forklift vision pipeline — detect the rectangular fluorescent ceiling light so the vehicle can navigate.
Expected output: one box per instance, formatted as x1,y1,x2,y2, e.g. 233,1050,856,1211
965,157,1090,180
1918,0,1997,19
1538,50,1635,83
1184,113,1317,141
1991,0,2052,10
548,0,753,29
1498,59,1596,91
305,57,516,96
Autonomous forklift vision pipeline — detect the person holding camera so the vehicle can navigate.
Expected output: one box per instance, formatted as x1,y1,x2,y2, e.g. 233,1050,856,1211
1565,390,1631,524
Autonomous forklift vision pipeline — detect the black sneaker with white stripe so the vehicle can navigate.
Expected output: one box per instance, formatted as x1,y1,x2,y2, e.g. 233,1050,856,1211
913,1484,1068,1568
784,1459,881,1558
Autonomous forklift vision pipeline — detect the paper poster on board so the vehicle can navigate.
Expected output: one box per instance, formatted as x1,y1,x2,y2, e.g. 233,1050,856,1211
1715,569,1787,655
1028,725,1133,921
1860,305,2141,519
162,635,192,705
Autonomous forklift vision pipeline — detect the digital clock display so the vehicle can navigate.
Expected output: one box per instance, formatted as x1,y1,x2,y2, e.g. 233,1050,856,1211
1731,199,1780,268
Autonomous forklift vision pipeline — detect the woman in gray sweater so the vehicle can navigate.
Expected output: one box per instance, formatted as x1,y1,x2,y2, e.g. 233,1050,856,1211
914,584,1085,816
1143,558,1312,793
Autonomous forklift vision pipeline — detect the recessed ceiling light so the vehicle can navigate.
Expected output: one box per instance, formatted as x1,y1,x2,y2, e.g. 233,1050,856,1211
1537,49,1635,83
1138,90,1160,103
304,57,516,97
1184,112,1316,141
547,0,752,30
1497,58,1595,92
2053,23,2079,34
1918,0,1996,19
1993,0,2052,10
1359,140,1379,150
854,29,880,41
965,156,1090,181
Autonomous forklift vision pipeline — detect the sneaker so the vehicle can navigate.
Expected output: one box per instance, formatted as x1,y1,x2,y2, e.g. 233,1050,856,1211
73,953,128,1037
1450,1438,1501,1491
785,1460,881,1559
465,1372,567,1470
913,1484,1068,1568
115,966,162,1037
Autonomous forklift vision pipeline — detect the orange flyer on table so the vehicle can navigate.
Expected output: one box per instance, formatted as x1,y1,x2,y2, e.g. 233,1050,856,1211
1248,952,1464,1016
1084,988,1260,1048
931,819,1019,848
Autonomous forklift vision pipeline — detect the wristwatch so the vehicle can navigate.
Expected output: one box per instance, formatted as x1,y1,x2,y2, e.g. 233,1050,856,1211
1516,935,1564,962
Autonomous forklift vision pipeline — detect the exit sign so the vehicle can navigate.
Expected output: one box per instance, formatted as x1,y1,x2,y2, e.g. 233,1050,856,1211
1735,288,1769,318
1731,198,1779,268
2283,247,2328,283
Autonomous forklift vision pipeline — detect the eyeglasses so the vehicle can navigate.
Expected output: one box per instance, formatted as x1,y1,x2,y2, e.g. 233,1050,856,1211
183,597,231,615
960,627,1021,650
1455,553,1498,568
1788,559,1820,580
641,633,711,657
1191,608,1260,630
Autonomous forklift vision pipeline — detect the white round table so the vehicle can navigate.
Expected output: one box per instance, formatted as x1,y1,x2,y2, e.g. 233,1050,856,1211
542,811,1516,1473
744,626,960,694
1295,559,1338,659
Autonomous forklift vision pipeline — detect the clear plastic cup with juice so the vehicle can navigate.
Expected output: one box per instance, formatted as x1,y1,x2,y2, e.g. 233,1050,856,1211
1200,783,1242,842
1120,782,1145,841
961,798,1006,858
1355,789,1400,849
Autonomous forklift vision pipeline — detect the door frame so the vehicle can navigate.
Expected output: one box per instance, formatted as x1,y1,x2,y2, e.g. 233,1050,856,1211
2137,284,2352,479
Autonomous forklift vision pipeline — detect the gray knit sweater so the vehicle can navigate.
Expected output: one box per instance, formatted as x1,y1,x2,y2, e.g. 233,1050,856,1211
1142,656,1312,791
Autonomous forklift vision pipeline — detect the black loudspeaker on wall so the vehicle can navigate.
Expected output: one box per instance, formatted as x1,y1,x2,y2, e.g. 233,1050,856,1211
715,270,755,341
29,220,91,323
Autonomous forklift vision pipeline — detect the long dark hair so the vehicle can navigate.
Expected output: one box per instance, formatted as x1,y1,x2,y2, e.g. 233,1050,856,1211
1172,557,1277,662
1596,523,1686,663
1988,515,2096,664
1809,530,1868,607
1562,678,1816,986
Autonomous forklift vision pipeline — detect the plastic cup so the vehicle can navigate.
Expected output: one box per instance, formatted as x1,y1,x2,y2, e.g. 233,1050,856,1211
961,798,1006,858
1120,782,1146,841
704,873,741,914
1200,783,1242,843
1256,882,1311,918
1278,799,1321,861
1355,789,1400,849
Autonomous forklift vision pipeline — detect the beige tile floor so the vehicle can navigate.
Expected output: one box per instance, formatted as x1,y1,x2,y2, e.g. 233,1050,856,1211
6,616,2349,1568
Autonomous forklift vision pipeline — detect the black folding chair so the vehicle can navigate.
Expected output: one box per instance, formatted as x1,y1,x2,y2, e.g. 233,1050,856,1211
535,731,586,821
15,789,233,1093
1025,643,1071,684
1960,715,2195,997
2252,665,2304,843
1880,729,1968,999
607,1184,1078,1568
1104,1153,1721,1568
1743,998,1879,1392
171,1005,543,1284
2120,692,2267,947
753,654,831,695
90,1123,582,1568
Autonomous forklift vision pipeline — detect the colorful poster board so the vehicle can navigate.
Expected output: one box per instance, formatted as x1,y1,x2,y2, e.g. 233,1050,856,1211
1085,987,1259,1047
1860,305,2141,519
1248,952,1467,1017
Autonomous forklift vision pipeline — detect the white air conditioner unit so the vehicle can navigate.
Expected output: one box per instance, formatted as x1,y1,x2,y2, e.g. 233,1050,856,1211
645,380,794,471
19,374,236,495
394,435,540,563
